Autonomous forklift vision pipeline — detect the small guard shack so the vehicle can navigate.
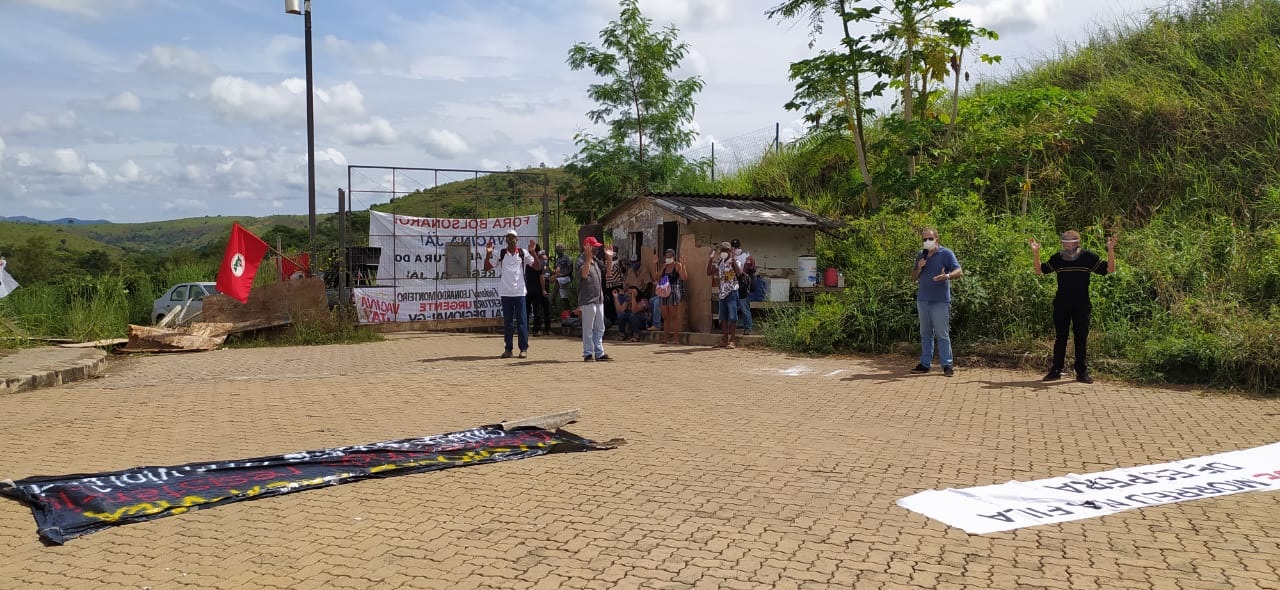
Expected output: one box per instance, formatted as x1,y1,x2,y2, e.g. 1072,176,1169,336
598,192,839,332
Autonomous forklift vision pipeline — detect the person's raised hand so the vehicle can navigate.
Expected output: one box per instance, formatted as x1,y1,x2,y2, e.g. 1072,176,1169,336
485,242,494,254
1107,234,1118,251
916,257,927,270
528,239,536,251
1029,238,1041,252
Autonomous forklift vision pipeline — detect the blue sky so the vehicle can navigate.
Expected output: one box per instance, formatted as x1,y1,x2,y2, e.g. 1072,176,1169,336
0,0,1170,223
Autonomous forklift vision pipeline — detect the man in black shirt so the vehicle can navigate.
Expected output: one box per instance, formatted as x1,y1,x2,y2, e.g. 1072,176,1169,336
1030,230,1117,383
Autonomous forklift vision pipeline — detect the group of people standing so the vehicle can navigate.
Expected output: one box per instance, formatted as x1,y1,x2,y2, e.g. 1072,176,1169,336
487,225,1115,382
911,227,1117,383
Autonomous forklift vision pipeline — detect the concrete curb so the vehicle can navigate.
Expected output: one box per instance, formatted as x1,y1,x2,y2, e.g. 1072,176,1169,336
0,348,109,395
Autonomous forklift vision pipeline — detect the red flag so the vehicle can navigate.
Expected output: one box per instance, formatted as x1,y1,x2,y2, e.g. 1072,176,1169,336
281,253,311,281
216,223,269,303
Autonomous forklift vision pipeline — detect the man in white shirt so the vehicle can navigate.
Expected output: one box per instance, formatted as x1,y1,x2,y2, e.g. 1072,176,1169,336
484,229,540,358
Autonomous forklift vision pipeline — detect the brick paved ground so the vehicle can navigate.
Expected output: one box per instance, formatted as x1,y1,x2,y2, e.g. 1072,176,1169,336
1,333,1278,590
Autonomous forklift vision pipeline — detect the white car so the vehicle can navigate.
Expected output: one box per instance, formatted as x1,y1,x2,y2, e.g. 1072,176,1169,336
153,282,220,325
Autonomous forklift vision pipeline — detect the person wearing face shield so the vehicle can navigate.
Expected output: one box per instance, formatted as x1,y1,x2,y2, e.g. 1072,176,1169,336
1030,230,1118,384
910,229,963,376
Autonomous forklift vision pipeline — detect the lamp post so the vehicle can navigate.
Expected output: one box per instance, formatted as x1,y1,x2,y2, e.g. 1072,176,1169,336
285,0,317,264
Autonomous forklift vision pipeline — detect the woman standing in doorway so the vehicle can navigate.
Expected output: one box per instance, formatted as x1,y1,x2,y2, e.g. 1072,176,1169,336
655,248,687,345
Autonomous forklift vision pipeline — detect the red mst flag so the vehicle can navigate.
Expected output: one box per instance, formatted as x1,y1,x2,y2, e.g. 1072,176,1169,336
216,222,269,303
280,253,311,281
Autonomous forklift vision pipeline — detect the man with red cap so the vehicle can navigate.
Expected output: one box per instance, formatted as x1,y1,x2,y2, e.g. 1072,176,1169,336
578,236,612,361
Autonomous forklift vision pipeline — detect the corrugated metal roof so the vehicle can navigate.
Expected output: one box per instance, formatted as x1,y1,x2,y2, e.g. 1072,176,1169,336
645,192,838,230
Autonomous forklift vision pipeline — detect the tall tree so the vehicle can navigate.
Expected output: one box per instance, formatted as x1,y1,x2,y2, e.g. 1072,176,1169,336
768,0,888,208
566,0,704,218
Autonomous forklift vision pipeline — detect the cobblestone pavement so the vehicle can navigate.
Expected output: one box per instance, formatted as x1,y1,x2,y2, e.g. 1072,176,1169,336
1,333,1278,590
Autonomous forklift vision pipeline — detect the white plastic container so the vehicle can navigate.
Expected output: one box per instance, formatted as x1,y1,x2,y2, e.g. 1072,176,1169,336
766,278,790,302
797,256,818,287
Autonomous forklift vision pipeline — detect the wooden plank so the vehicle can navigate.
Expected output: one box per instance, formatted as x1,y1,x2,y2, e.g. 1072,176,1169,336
60,338,129,348
684,234,713,333
499,409,582,432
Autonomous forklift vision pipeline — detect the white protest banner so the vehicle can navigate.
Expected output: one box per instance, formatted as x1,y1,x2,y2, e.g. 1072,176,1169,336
0,258,19,299
352,287,398,324
897,441,1280,534
364,211,539,323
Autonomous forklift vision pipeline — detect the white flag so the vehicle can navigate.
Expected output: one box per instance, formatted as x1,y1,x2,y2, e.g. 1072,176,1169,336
0,258,19,299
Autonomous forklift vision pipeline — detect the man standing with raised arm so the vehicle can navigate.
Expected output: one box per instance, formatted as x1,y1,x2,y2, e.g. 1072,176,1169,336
1030,230,1118,384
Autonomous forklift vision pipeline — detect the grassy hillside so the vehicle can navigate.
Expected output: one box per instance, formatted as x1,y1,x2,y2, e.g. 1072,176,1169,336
370,167,570,219
66,215,307,252
690,0,1280,393
0,221,125,256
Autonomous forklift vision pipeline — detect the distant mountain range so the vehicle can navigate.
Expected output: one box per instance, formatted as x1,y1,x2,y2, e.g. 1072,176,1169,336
2,216,112,225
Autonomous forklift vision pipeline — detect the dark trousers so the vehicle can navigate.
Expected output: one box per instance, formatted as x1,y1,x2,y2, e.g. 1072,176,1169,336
604,286,621,324
1051,303,1091,373
617,312,643,338
527,292,551,333
501,296,528,353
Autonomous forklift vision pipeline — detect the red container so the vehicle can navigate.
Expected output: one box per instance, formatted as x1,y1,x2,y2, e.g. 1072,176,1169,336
824,266,839,287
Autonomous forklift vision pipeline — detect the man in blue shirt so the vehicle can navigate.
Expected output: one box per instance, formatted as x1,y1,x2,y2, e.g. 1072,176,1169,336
910,228,963,376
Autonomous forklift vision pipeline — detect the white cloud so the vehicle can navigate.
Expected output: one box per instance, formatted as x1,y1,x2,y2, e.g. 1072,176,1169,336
142,45,216,76
17,113,48,133
104,91,142,112
209,76,301,121
418,128,470,158
316,148,347,167
315,82,366,118
0,135,5,160
339,117,398,145
115,159,142,182
14,0,106,17
162,198,207,212
29,198,60,210
51,148,85,174
527,146,552,167
17,153,36,167
947,0,1052,35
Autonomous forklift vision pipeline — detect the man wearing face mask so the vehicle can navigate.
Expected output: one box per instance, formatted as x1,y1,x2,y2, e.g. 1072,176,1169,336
484,229,540,359
1030,230,1118,383
910,229,963,376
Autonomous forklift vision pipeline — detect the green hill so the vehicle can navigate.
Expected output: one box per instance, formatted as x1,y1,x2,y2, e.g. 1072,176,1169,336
369,167,571,219
694,0,1280,393
65,215,307,252
0,221,125,256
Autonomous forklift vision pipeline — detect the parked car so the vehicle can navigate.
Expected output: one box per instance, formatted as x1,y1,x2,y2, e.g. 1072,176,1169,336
153,282,220,325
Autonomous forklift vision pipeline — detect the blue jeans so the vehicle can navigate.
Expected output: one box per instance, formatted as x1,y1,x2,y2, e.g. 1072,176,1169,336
618,312,643,337
718,291,739,322
917,300,952,368
649,296,662,328
501,295,528,353
580,303,605,358
738,296,753,331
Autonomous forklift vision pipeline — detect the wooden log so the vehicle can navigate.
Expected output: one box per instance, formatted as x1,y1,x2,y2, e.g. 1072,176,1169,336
500,409,581,431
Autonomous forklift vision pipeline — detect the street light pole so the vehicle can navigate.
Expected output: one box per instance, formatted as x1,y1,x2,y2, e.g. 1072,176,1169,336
286,0,317,268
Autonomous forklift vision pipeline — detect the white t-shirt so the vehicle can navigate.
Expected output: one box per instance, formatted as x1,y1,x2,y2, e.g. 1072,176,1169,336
496,248,535,297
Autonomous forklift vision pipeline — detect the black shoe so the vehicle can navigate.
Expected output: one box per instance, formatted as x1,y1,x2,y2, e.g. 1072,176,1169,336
910,363,930,374
500,350,513,359
1043,371,1062,381
595,354,612,361
943,365,954,377
1076,372,1093,384
583,355,594,362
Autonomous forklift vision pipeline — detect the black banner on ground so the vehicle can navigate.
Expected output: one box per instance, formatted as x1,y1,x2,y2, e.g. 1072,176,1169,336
0,425,614,544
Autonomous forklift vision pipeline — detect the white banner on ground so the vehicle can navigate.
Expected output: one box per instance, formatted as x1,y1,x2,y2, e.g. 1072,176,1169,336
897,441,1280,534
362,211,539,323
